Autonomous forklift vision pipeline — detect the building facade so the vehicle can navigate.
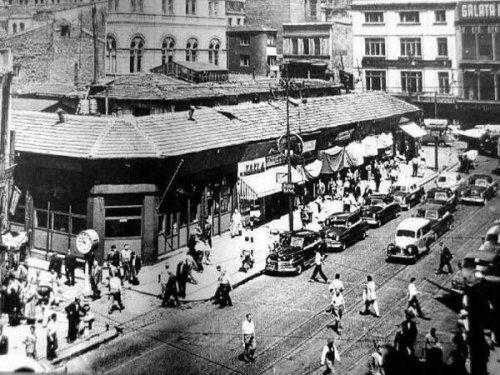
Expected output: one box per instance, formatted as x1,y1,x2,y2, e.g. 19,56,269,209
227,25,277,76
226,0,245,25
352,0,458,97
105,0,227,76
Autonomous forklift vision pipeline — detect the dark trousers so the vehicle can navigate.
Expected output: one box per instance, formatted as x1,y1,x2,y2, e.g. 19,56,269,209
409,296,425,317
47,336,57,360
216,284,232,307
437,258,453,274
177,278,187,299
163,288,179,307
110,291,124,312
90,277,100,298
412,164,418,177
67,318,79,342
65,268,75,286
310,265,328,282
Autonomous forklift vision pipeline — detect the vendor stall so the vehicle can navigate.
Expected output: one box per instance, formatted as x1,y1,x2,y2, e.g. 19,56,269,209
318,145,364,174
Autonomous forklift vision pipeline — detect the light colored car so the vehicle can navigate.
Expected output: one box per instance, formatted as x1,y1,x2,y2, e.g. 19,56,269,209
0,354,48,372
391,180,425,210
435,172,465,192
479,222,500,253
386,217,435,263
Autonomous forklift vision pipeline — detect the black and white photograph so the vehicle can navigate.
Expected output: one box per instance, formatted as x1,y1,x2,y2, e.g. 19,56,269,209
0,0,499,374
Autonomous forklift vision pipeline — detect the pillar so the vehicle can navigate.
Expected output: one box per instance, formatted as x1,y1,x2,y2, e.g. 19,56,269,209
141,195,158,265
86,196,105,264
495,73,499,101
476,71,482,100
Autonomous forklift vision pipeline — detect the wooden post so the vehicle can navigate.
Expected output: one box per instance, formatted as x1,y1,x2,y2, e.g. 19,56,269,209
141,195,158,264
45,201,51,256
68,205,72,250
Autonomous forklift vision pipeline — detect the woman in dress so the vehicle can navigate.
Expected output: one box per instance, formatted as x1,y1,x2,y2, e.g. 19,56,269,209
23,278,39,324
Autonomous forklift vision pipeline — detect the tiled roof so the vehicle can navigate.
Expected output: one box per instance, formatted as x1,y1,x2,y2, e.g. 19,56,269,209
11,92,420,160
12,82,82,98
227,25,277,33
175,61,228,72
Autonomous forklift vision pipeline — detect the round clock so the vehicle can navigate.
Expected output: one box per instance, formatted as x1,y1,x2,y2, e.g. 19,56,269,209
76,229,99,254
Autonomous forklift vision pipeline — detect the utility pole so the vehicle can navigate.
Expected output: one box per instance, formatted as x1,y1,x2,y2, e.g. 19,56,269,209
434,91,439,171
285,65,294,232
92,1,99,84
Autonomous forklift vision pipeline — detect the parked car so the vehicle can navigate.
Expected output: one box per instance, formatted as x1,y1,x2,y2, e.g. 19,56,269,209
0,355,48,373
425,187,458,212
459,174,498,205
435,172,465,193
479,221,500,253
386,218,435,263
413,203,454,239
361,193,400,227
450,251,500,294
322,211,369,251
421,131,454,146
265,230,322,275
391,181,425,210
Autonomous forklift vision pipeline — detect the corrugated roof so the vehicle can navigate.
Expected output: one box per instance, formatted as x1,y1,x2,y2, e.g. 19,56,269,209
10,92,420,160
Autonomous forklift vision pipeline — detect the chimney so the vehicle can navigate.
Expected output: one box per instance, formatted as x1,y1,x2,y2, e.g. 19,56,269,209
188,105,195,121
56,108,66,124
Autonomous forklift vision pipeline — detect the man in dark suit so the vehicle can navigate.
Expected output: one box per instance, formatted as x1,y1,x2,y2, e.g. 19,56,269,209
65,297,82,343
48,253,62,278
176,259,190,299
64,249,77,286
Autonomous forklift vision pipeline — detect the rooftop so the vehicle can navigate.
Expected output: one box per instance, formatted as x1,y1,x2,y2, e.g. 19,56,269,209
227,25,277,33
11,92,419,160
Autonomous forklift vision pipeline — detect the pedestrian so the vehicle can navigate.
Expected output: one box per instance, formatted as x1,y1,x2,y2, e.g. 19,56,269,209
23,278,39,324
329,273,344,294
309,247,328,284
65,297,82,343
367,341,384,375
330,288,345,335
46,313,58,361
106,245,121,278
129,250,142,285
318,179,326,197
217,267,232,308
373,167,382,191
79,304,95,340
24,325,37,359
399,309,417,358
436,242,453,274
48,253,62,278
408,277,427,319
159,264,179,307
203,216,212,249
320,339,340,374
360,275,380,317
411,156,419,177
242,313,256,363
425,327,443,371
120,244,132,281
64,249,77,286
90,260,102,299
176,258,190,299
0,323,8,355
108,270,124,314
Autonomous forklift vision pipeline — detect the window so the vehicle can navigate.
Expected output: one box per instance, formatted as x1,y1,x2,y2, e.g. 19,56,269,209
208,38,220,65
228,18,232,25
104,195,143,238
400,38,421,57
267,34,276,46
365,70,386,91
399,11,419,23
435,10,446,23
438,72,450,94
106,35,117,73
186,0,196,15
161,36,175,65
314,37,320,55
309,0,317,20
162,0,173,14
292,38,298,54
401,71,422,93
12,23,16,34
129,35,144,73
240,55,250,67
19,22,24,32
209,0,218,16
186,37,198,61
237,18,241,25
365,12,383,23
462,28,476,60
365,38,385,56
240,34,250,46
303,38,310,55
437,38,448,57
478,32,493,59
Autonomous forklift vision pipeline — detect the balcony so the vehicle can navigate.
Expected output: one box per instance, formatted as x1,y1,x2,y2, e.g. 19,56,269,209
362,57,452,69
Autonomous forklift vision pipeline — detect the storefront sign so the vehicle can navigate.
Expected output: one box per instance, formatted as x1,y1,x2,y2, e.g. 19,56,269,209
302,140,317,153
266,153,287,168
459,2,500,20
9,185,21,216
237,157,266,177
282,182,295,194
336,129,354,142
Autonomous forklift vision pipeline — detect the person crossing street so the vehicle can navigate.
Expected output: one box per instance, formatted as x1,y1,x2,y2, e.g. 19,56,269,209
436,242,453,274
241,313,256,363
360,275,380,317
408,277,428,319
320,339,340,374
309,246,328,284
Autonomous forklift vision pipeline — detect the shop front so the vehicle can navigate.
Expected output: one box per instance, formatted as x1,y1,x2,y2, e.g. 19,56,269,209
397,120,427,160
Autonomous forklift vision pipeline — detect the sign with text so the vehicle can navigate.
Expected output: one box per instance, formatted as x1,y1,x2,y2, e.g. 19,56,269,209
459,2,500,20
303,140,317,153
282,182,295,194
237,157,266,177
266,153,287,168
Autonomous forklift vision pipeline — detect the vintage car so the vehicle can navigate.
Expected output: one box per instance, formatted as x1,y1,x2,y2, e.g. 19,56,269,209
425,187,458,212
421,131,454,147
413,203,454,238
450,251,500,294
459,174,497,205
479,221,500,253
0,354,48,373
391,180,425,210
386,217,436,263
322,211,369,251
435,172,465,193
265,230,322,275
360,193,400,227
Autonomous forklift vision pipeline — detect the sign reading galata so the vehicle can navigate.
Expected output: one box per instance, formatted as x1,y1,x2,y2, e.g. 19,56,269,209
460,2,500,20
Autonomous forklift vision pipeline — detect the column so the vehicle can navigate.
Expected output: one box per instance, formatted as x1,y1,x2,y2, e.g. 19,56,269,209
86,196,105,264
141,195,158,265
493,32,498,61
495,73,499,101
476,70,482,100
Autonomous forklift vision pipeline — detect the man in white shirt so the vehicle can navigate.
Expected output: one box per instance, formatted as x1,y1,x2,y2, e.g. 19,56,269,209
408,277,426,319
242,313,256,363
330,289,345,335
309,248,328,284
329,273,344,294
120,244,132,281
320,339,340,374
360,275,380,317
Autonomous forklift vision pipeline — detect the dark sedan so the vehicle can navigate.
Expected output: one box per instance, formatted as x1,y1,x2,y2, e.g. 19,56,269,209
265,230,322,275
459,174,497,205
361,193,400,227
425,187,458,212
322,211,369,251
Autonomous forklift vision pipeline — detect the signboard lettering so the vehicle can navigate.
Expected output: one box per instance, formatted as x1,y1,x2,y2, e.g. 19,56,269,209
459,2,500,20
266,154,287,168
282,182,295,194
303,140,317,153
336,129,353,142
237,157,266,177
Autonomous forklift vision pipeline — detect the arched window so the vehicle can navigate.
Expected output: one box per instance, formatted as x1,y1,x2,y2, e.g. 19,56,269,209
20,23,24,32
208,38,221,66
106,35,117,73
130,36,144,73
12,23,17,34
161,37,175,65
186,38,198,62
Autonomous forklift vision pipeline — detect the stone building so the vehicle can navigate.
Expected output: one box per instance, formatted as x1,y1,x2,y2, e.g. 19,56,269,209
226,0,245,25
106,0,227,76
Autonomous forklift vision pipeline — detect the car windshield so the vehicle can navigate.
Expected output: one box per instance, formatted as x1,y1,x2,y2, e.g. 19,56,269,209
330,218,348,227
371,199,384,206
486,234,499,244
438,176,447,183
424,210,439,220
475,179,488,187
434,193,448,201
463,257,490,270
397,229,416,238
393,186,407,193
281,236,305,248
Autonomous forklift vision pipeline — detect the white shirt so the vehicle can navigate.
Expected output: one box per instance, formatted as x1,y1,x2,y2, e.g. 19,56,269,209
321,344,340,365
329,279,344,293
315,252,322,265
365,281,377,301
331,292,345,307
242,320,255,335
408,282,419,301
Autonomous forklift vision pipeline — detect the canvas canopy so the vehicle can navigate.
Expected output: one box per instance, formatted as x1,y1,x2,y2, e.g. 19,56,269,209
318,145,364,174
399,122,427,138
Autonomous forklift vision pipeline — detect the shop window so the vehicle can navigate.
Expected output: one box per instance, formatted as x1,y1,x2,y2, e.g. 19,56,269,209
401,71,422,93
366,70,386,91
478,32,493,59
104,195,143,238
365,38,385,56
52,212,69,233
438,72,450,94
220,185,231,213
462,29,476,60
71,216,87,235
105,218,141,238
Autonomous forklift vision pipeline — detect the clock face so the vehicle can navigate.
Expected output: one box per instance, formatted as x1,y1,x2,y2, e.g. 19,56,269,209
76,232,92,254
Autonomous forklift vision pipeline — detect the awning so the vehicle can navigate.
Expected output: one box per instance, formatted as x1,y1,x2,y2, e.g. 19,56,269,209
361,136,378,157
298,159,322,180
378,132,393,149
318,145,363,174
399,122,427,138
239,165,305,200
345,142,365,165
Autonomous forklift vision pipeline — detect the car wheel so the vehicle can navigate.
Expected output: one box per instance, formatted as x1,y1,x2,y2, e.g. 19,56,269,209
296,264,303,275
376,219,382,227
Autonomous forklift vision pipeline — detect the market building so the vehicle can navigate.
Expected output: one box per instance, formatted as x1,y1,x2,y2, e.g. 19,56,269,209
351,0,458,96
9,92,419,264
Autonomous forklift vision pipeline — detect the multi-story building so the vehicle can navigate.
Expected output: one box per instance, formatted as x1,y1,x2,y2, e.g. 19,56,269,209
106,0,227,75
456,1,500,101
352,0,458,97
226,0,245,25
227,25,278,76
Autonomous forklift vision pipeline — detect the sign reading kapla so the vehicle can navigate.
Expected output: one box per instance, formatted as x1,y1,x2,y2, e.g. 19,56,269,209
459,2,500,20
